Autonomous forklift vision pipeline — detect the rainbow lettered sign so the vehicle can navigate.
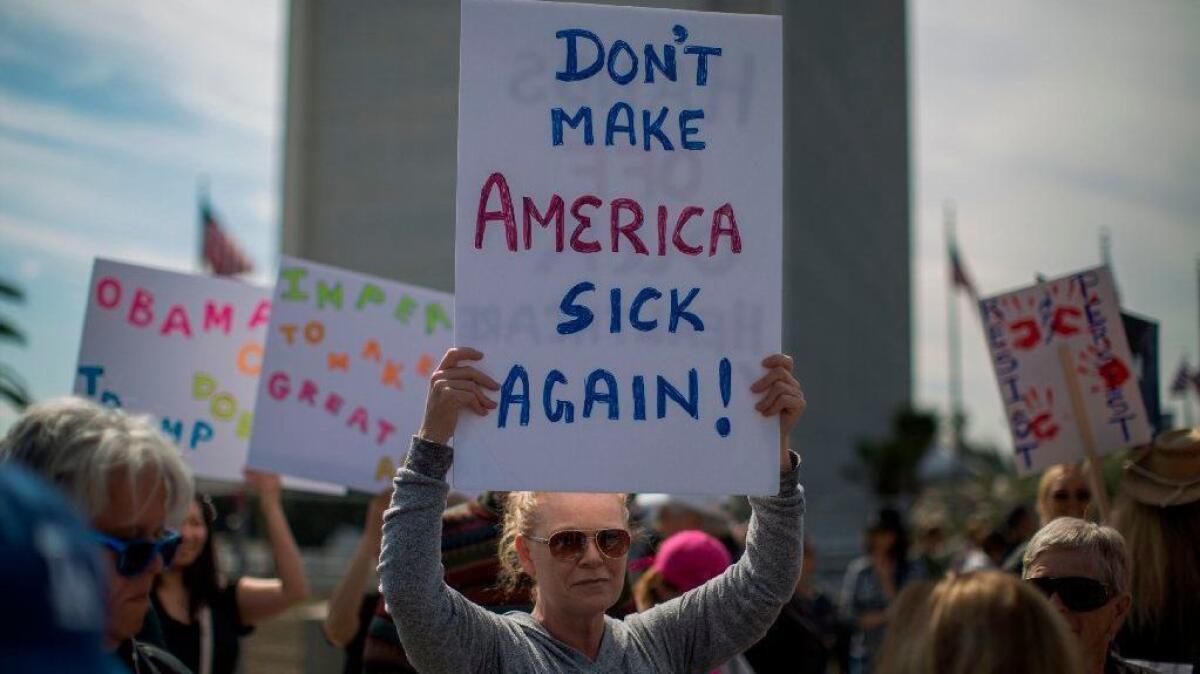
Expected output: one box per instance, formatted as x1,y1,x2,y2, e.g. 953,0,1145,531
980,266,1152,473
246,257,454,492
75,259,272,483
453,0,782,494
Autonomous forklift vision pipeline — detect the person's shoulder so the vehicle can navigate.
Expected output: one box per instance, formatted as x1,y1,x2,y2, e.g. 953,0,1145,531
132,639,193,674
1107,653,1166,674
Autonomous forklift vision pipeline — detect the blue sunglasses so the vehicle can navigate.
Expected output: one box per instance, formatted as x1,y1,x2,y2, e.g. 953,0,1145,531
91,530,182,577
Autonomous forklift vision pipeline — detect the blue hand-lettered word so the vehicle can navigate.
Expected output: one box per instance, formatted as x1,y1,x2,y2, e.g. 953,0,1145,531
555,25,722,86
556,282,704,335
550,25,721,151
497,364,707,430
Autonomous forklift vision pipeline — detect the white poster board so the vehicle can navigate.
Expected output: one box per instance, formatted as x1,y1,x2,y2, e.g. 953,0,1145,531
453,0,783,494
980,266,1152,473
74,259,340,492
247,257,454,492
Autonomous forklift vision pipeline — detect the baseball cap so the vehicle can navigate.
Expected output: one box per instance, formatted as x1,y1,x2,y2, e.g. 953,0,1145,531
0,463,124,674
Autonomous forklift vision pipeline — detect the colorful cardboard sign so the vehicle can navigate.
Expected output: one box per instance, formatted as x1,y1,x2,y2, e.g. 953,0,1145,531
452,0,783,494
980,266,1152,473
74,258,339,492
246,257,454,492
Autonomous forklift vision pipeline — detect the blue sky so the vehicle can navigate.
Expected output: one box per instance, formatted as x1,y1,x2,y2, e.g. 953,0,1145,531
1,0,1198,454
0,0,285,429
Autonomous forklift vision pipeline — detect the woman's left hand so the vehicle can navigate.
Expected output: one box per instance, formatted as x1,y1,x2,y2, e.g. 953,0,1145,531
751,353,806,468
244,468,283,503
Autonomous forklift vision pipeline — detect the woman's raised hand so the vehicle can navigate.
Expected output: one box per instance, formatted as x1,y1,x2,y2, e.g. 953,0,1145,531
418,347,500,445
750,353,806,468
244,468,284,503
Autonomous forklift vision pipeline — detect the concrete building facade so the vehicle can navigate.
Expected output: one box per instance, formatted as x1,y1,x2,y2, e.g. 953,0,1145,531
281,0,911,554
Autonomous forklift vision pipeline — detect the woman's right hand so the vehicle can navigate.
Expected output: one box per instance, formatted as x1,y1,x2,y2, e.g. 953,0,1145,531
417,347,499,445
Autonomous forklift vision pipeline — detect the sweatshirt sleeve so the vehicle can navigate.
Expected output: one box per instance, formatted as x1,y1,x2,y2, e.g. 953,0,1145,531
624,451,806,672
377,436,505,674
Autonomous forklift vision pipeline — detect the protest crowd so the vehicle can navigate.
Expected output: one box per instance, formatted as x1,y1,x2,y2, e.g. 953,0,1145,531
1,351,1198,673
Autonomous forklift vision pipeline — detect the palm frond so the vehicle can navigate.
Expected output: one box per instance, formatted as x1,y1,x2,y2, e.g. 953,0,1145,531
0,319,26,345
0,279,24,302
0,370,31,411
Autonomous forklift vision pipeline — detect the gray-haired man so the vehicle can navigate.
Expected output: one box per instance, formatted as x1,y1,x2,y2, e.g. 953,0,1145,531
1022,517,1152,674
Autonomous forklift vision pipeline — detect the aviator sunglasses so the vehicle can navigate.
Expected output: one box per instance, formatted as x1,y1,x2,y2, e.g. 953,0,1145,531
1027,576,1112,612
1051,488,1091,503
91,530,183,577
526,528,632,561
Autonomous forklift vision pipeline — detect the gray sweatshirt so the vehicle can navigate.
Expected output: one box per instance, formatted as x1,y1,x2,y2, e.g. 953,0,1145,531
379,436,806,674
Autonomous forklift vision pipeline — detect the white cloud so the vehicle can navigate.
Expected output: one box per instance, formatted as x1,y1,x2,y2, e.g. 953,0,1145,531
1,0,285,140
0,86,272,180
246,188,278,226
0,212,194,272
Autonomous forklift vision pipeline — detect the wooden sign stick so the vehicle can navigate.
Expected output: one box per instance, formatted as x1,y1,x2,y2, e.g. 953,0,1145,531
1057,344,1111,523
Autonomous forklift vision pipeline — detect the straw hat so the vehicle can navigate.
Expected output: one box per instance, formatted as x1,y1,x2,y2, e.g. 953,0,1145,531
1121,427,1200,507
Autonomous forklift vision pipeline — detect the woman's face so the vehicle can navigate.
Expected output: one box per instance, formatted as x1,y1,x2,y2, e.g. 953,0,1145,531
172,500,209,569
1042,472,1091,522
869,528,898,555
518,493,628,621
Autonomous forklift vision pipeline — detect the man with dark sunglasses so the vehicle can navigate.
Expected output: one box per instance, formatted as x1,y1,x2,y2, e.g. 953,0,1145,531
1022,517,1153,674
1,398,194,674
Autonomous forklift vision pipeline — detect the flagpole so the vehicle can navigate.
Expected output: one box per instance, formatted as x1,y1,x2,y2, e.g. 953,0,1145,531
1194,256,1200,429
197,176,210,274
946,202,964,455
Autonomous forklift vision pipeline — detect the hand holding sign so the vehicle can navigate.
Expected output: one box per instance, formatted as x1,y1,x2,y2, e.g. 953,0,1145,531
750,353,805,469
418,348,500,445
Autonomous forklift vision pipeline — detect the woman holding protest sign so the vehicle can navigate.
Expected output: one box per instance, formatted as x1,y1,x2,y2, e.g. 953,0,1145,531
149,470,310,674
379,346,806,673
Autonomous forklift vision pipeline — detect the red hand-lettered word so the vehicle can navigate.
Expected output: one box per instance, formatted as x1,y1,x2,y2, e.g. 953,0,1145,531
475,172,741,257
94,275,270,338
266,371,398,446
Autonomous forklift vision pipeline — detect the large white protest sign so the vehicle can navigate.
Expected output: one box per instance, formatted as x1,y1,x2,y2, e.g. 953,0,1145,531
453,0,782,494
980,266,1152,474
74,259,338,492
247,257,454,492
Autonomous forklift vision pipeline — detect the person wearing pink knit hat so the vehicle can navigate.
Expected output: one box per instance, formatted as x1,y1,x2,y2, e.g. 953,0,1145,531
634,530,756,674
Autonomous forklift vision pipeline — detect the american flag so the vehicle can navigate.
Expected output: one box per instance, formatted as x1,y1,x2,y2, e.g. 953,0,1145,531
1170,360,1192,398
200,199,253,277
948,240,979,300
